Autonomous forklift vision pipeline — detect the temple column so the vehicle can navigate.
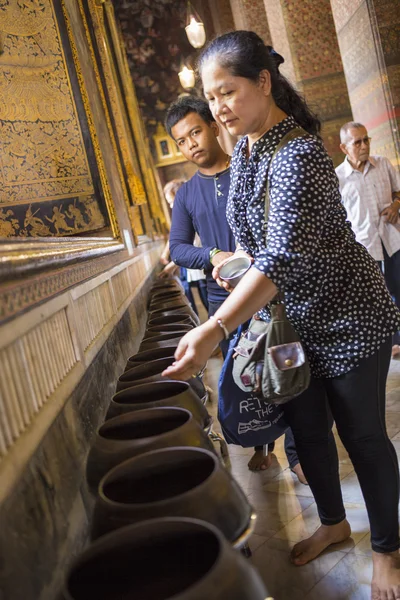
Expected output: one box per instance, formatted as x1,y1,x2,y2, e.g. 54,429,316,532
264,0,353,165
330,0,400,165
205,0,240,154
208,0,272,153
229,0,272,44
208,0,235,34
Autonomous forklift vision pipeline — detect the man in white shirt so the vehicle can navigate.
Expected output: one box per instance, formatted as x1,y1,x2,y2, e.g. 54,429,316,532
336,121,400,355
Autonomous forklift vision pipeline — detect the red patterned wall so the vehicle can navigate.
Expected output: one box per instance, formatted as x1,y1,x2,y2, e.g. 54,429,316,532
280,0,344,81
264,0,353,165
229,0,272,43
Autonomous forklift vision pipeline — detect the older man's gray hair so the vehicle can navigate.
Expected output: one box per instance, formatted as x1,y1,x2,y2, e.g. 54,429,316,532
340,122,366,144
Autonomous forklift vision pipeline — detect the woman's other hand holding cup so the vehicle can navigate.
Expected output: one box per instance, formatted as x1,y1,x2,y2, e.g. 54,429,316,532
213,250,254,292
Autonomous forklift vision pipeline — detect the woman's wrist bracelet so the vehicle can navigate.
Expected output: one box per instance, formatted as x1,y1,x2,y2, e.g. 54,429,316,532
209,316,230,340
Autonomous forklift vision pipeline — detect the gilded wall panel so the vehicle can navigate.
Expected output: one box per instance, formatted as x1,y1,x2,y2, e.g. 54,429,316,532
87,0,147,208
82,0,148,239
0,0,108,236
104,2,167,233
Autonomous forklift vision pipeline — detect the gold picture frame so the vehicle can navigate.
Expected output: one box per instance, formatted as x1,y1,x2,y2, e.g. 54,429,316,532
153,123,188,167
59,0,137,241
0,0,123,240
102,1,170,233
81,0,156,240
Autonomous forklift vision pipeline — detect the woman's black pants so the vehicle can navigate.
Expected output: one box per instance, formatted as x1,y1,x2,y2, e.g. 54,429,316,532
283,338,400,553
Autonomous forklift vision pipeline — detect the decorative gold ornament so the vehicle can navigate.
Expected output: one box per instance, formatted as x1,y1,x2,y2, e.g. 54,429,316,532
23,205,51,237
0,208,19,237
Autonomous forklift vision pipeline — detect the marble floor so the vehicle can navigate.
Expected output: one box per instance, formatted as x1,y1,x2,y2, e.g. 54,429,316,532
204,349,400,600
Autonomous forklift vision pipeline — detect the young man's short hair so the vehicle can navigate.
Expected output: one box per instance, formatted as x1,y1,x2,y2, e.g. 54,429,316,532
165,96,215,138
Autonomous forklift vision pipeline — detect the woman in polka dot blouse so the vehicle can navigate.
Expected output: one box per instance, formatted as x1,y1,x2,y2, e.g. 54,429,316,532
163,31,400,597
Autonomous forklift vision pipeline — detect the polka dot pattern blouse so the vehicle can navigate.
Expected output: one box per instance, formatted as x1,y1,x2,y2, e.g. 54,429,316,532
227,116,400,378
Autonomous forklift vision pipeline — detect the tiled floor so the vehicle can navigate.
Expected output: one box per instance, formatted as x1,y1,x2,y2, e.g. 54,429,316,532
204,353,400,600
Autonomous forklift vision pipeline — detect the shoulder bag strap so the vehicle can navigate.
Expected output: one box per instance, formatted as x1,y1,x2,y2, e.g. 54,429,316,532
264,127,308,237
264,126,308,304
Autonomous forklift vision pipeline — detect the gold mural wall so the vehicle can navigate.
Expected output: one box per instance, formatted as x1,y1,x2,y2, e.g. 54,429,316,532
0,0,165,240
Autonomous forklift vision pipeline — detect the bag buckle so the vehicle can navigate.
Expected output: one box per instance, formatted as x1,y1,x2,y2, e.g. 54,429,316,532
240,373,252,386
233,345,250,358
267,342,306,370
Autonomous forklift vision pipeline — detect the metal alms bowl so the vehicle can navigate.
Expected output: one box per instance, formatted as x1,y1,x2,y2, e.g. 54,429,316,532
219,256,252,288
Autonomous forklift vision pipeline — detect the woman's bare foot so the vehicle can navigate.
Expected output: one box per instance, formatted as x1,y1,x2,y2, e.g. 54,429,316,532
248,449,272,471
371,550,400,599
291,520,351,566
291,463,308,485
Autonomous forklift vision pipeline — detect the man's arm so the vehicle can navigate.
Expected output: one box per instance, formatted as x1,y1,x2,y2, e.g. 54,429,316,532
385,156,400,196
169,188,212,270
380,158,400,223
380,201,400,224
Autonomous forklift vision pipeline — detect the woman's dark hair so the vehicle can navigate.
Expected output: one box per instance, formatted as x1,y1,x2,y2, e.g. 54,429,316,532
197,31,321,137
165,96,215,138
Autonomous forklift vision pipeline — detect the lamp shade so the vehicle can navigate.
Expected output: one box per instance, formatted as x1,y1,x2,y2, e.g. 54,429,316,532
178,66,195,89
185,17,206,48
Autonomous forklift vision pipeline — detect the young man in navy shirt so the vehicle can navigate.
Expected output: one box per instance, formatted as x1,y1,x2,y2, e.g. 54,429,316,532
165,96,235,344
165,97,305,480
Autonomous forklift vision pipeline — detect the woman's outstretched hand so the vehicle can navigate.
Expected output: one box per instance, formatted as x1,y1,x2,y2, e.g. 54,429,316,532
162,320,223,381
158,261,179,278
